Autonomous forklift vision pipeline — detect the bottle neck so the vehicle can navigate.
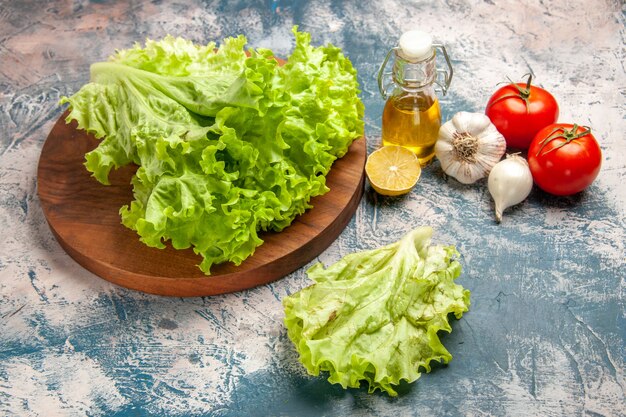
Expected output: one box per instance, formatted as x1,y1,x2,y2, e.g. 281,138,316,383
392,49,437,92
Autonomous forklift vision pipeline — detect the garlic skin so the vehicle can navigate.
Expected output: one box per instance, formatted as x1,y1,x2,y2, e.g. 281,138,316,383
488,154,533,223
435,112,506,184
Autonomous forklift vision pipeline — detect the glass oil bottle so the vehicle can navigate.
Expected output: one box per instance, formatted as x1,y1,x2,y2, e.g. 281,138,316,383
377,31,453,165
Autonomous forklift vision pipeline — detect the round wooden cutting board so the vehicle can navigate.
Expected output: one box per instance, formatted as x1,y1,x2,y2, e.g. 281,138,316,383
37,113,366,296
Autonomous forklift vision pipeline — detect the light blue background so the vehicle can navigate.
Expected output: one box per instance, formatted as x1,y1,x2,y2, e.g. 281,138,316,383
0,1,624,416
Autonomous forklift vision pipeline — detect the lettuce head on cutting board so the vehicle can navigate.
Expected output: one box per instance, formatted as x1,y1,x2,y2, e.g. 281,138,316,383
60,28,364,274
283,226,471,396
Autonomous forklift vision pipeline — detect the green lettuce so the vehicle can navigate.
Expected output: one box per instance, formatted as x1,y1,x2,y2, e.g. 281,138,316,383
283,226,471,396
60,28,364,274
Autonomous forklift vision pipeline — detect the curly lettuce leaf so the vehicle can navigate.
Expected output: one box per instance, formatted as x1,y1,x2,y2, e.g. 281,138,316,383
58,35,252,184
283,226,471,396
60,28,364,274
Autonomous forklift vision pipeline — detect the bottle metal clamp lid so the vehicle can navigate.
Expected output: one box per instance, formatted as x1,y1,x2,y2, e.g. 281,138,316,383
377,30,453,99
398,30,433,61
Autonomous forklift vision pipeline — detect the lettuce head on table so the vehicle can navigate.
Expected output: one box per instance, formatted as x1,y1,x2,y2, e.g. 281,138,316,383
60,28,364,274
283,227,471,396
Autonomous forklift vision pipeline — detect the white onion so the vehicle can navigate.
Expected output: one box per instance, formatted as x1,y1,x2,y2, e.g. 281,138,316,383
488,154,533,223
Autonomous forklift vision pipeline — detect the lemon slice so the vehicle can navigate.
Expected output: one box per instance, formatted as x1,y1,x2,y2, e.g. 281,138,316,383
365,146,421,196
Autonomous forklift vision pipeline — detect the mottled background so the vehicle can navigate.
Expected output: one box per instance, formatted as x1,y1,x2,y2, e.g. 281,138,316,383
1,0,624,416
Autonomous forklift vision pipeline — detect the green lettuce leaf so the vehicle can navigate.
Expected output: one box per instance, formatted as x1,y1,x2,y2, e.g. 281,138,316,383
60,28,363,274
282,226,471,396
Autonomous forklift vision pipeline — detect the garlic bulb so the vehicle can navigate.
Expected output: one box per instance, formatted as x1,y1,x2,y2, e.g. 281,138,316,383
488,154,533,223
435,112,506,184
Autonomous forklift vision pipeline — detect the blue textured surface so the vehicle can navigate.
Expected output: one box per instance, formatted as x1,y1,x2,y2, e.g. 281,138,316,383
0,1,624,416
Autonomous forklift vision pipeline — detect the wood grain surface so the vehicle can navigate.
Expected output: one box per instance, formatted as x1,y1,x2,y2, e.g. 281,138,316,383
37,114,366,296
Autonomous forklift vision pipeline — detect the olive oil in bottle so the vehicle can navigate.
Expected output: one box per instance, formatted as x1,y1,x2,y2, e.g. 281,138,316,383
377,30,453,166
381,93,441,165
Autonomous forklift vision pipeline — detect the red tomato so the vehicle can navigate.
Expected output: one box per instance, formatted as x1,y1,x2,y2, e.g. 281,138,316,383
485,74,559,149
527,123,602,196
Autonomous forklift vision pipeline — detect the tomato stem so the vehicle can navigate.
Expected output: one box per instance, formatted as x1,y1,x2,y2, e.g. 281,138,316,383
487,93,524,108
507,73,532,99
524,73,533,94
487,74,533,114
536,124,592,156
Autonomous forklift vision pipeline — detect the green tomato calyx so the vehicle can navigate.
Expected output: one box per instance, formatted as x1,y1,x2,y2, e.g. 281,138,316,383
536,124,592,157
